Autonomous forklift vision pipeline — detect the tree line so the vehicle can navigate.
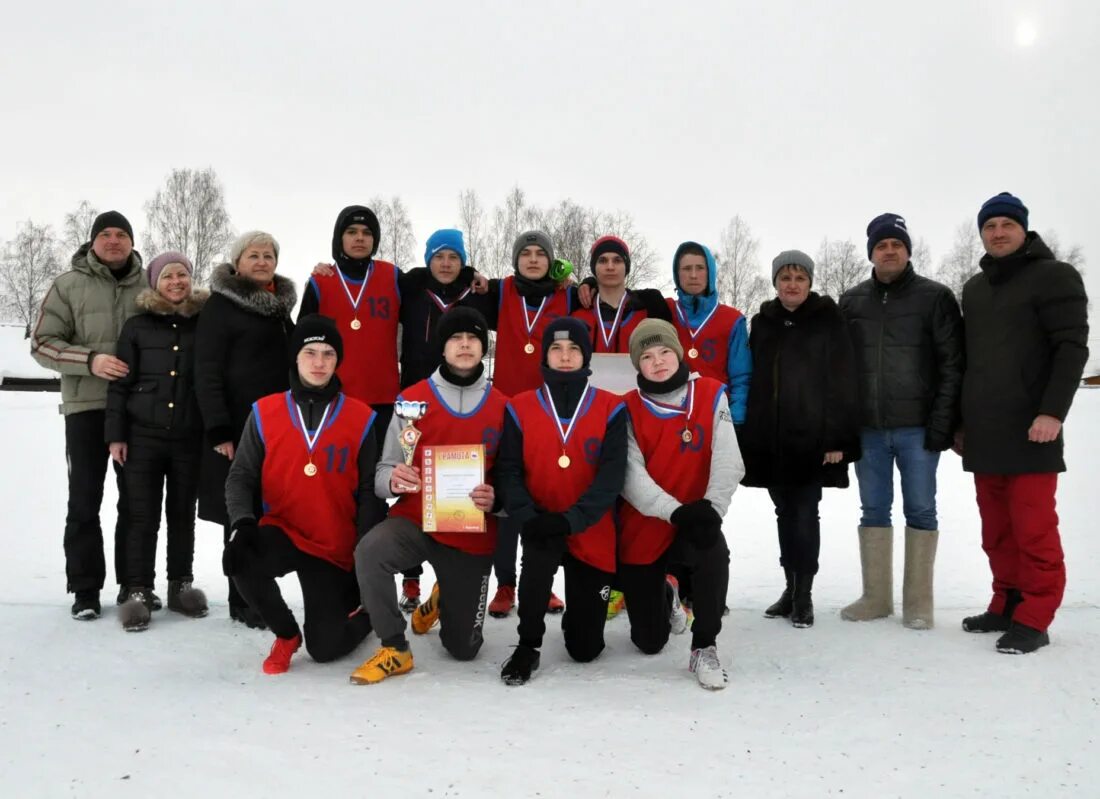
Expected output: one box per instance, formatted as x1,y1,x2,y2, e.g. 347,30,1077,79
0,167,1086,337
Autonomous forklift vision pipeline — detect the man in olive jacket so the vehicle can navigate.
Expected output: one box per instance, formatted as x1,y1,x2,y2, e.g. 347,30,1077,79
838,213,963,631
959,192,1088,655
31,211,145,620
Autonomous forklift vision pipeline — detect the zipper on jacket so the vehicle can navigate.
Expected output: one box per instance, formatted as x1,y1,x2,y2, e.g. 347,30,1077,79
875,290,887,428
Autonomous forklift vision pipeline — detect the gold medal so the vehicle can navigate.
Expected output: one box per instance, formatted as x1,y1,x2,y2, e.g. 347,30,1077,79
681,429,693,443
304,462,318,477
350,318,362,330
558,454,571,469
524,342,535,355
688,347,699,359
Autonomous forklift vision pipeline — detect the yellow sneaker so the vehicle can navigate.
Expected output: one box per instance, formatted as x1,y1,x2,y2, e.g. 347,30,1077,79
349,646,414,684
411,583,441,635
606,589,626,620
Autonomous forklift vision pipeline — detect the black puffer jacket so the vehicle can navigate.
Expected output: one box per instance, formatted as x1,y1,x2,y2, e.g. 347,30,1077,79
195,263,297,524
741,293,861,489
961,233,1089,474
839,264,963,450
105,288,209,443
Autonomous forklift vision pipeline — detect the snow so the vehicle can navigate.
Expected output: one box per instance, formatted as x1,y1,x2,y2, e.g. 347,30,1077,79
2,390,1098,798
0,323,55,380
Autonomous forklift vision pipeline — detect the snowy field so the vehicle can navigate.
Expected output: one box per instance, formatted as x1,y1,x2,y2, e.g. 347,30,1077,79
1,389,1098,799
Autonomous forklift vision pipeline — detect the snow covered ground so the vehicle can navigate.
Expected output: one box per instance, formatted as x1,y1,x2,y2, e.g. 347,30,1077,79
0,323,55,380
1,389,1097,799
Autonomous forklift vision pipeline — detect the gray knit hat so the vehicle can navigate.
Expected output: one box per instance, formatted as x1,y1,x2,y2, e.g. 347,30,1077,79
512,230,554,272
628,319,684,370
771,250,815,285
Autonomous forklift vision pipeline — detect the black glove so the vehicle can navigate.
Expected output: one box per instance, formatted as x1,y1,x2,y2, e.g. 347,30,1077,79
223,519,258,575
522,513,571,548
670,500,723,549
924,427,953,453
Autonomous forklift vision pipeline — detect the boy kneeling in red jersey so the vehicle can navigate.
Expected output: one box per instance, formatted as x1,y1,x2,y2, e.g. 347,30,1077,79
224,315,384,674
620,320,743,689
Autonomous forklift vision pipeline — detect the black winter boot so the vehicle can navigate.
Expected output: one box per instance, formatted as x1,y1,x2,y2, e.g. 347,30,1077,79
501,645,541,686
962,588,1022,633
790,573,815,628
995,621,1050,654
764,569,794,618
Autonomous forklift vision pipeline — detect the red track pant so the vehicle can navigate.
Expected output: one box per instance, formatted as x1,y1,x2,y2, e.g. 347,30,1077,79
974,473,1065,631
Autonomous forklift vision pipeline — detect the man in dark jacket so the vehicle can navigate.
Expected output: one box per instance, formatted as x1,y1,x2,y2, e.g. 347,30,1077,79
838,214,963,630
959,192,1088,655
31,211,145,620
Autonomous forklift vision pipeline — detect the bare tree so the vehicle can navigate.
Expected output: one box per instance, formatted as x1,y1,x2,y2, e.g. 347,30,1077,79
936,222,983,301
370,195,417,267
539,199,590,280
456,189,488,272
714,215,771,314
486,186,532,279
1042,229,1086,272
144,167,234,285
814,237,867,299
911,236,933,274
60,200,98,255
0,221,63,337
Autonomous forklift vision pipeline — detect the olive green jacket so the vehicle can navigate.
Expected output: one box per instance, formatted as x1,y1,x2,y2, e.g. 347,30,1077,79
31,243,145,414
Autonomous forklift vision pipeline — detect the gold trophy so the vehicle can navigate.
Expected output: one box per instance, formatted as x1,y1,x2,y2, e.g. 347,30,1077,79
394,400,429,467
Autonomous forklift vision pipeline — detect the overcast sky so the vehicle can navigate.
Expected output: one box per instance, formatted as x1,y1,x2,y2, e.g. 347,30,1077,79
3,0,1098,323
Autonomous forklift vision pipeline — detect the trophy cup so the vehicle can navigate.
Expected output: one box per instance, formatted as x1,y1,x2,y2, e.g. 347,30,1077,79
394,400,429,467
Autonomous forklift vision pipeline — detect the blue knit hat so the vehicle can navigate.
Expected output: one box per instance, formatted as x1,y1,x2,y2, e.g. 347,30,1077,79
425,229,468,267
977,192,1029,232
866,213,912,259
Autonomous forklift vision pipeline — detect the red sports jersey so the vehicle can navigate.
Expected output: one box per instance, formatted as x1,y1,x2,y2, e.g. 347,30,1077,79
620,377,725,565
254,391,376,571
310,261,401,404
388,379,509,555
508,385,624,572
492,276,570,397
666,298,742,385
571,295,649,354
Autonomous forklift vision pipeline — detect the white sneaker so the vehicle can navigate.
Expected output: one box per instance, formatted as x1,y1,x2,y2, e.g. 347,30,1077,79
689,645,728,690
667,578,689,635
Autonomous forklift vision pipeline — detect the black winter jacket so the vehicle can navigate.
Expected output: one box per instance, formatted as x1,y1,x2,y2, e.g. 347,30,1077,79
195,263,297,524
961,233,1089,474
105,288,209,443
741,293,861,489
839,264,963,450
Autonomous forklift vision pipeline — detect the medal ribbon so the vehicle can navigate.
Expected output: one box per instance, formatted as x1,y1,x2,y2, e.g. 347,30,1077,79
640,379,696,420
675,300,718,344
520,295,549,340
543,382,592,453
426,287,473,314
336,264,372,315
595,293,627,351
294,398,333,458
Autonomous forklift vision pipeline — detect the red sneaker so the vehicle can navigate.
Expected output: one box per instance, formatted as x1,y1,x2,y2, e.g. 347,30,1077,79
488,584,516,618
547,591,565,614
262,633,302,675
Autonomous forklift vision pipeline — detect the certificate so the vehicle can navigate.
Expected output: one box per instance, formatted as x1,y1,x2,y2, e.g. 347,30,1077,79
421,444,486,533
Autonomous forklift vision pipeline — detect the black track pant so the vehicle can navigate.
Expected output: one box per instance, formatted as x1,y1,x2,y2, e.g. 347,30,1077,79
620,534,730,653
64,410,128,593
121,433,201,587
516,536,612,662
768,484,822,575
230,525,371,662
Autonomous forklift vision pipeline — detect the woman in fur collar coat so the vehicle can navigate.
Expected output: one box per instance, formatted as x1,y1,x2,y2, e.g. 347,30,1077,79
194,232,297,628
106,252,211,631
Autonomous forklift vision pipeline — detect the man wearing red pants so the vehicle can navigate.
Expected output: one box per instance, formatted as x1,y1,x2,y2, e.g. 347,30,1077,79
958,192,1089,654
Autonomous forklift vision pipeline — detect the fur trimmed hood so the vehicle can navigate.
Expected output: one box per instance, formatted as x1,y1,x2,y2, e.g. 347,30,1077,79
210,262,297,318
135,287,210,318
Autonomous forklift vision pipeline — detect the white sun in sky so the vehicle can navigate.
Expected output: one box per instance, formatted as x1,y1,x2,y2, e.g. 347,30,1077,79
1016,18,1038,47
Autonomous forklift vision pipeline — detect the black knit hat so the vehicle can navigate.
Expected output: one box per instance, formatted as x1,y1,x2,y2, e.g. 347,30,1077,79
332,205,381,259
590,235,631,274
977,192,1029,232
91,210,134,242
291,314,343,367
541,316,593,369
435,306,489,358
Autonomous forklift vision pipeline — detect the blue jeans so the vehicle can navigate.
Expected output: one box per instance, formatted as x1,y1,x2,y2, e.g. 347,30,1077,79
854,427,940,531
